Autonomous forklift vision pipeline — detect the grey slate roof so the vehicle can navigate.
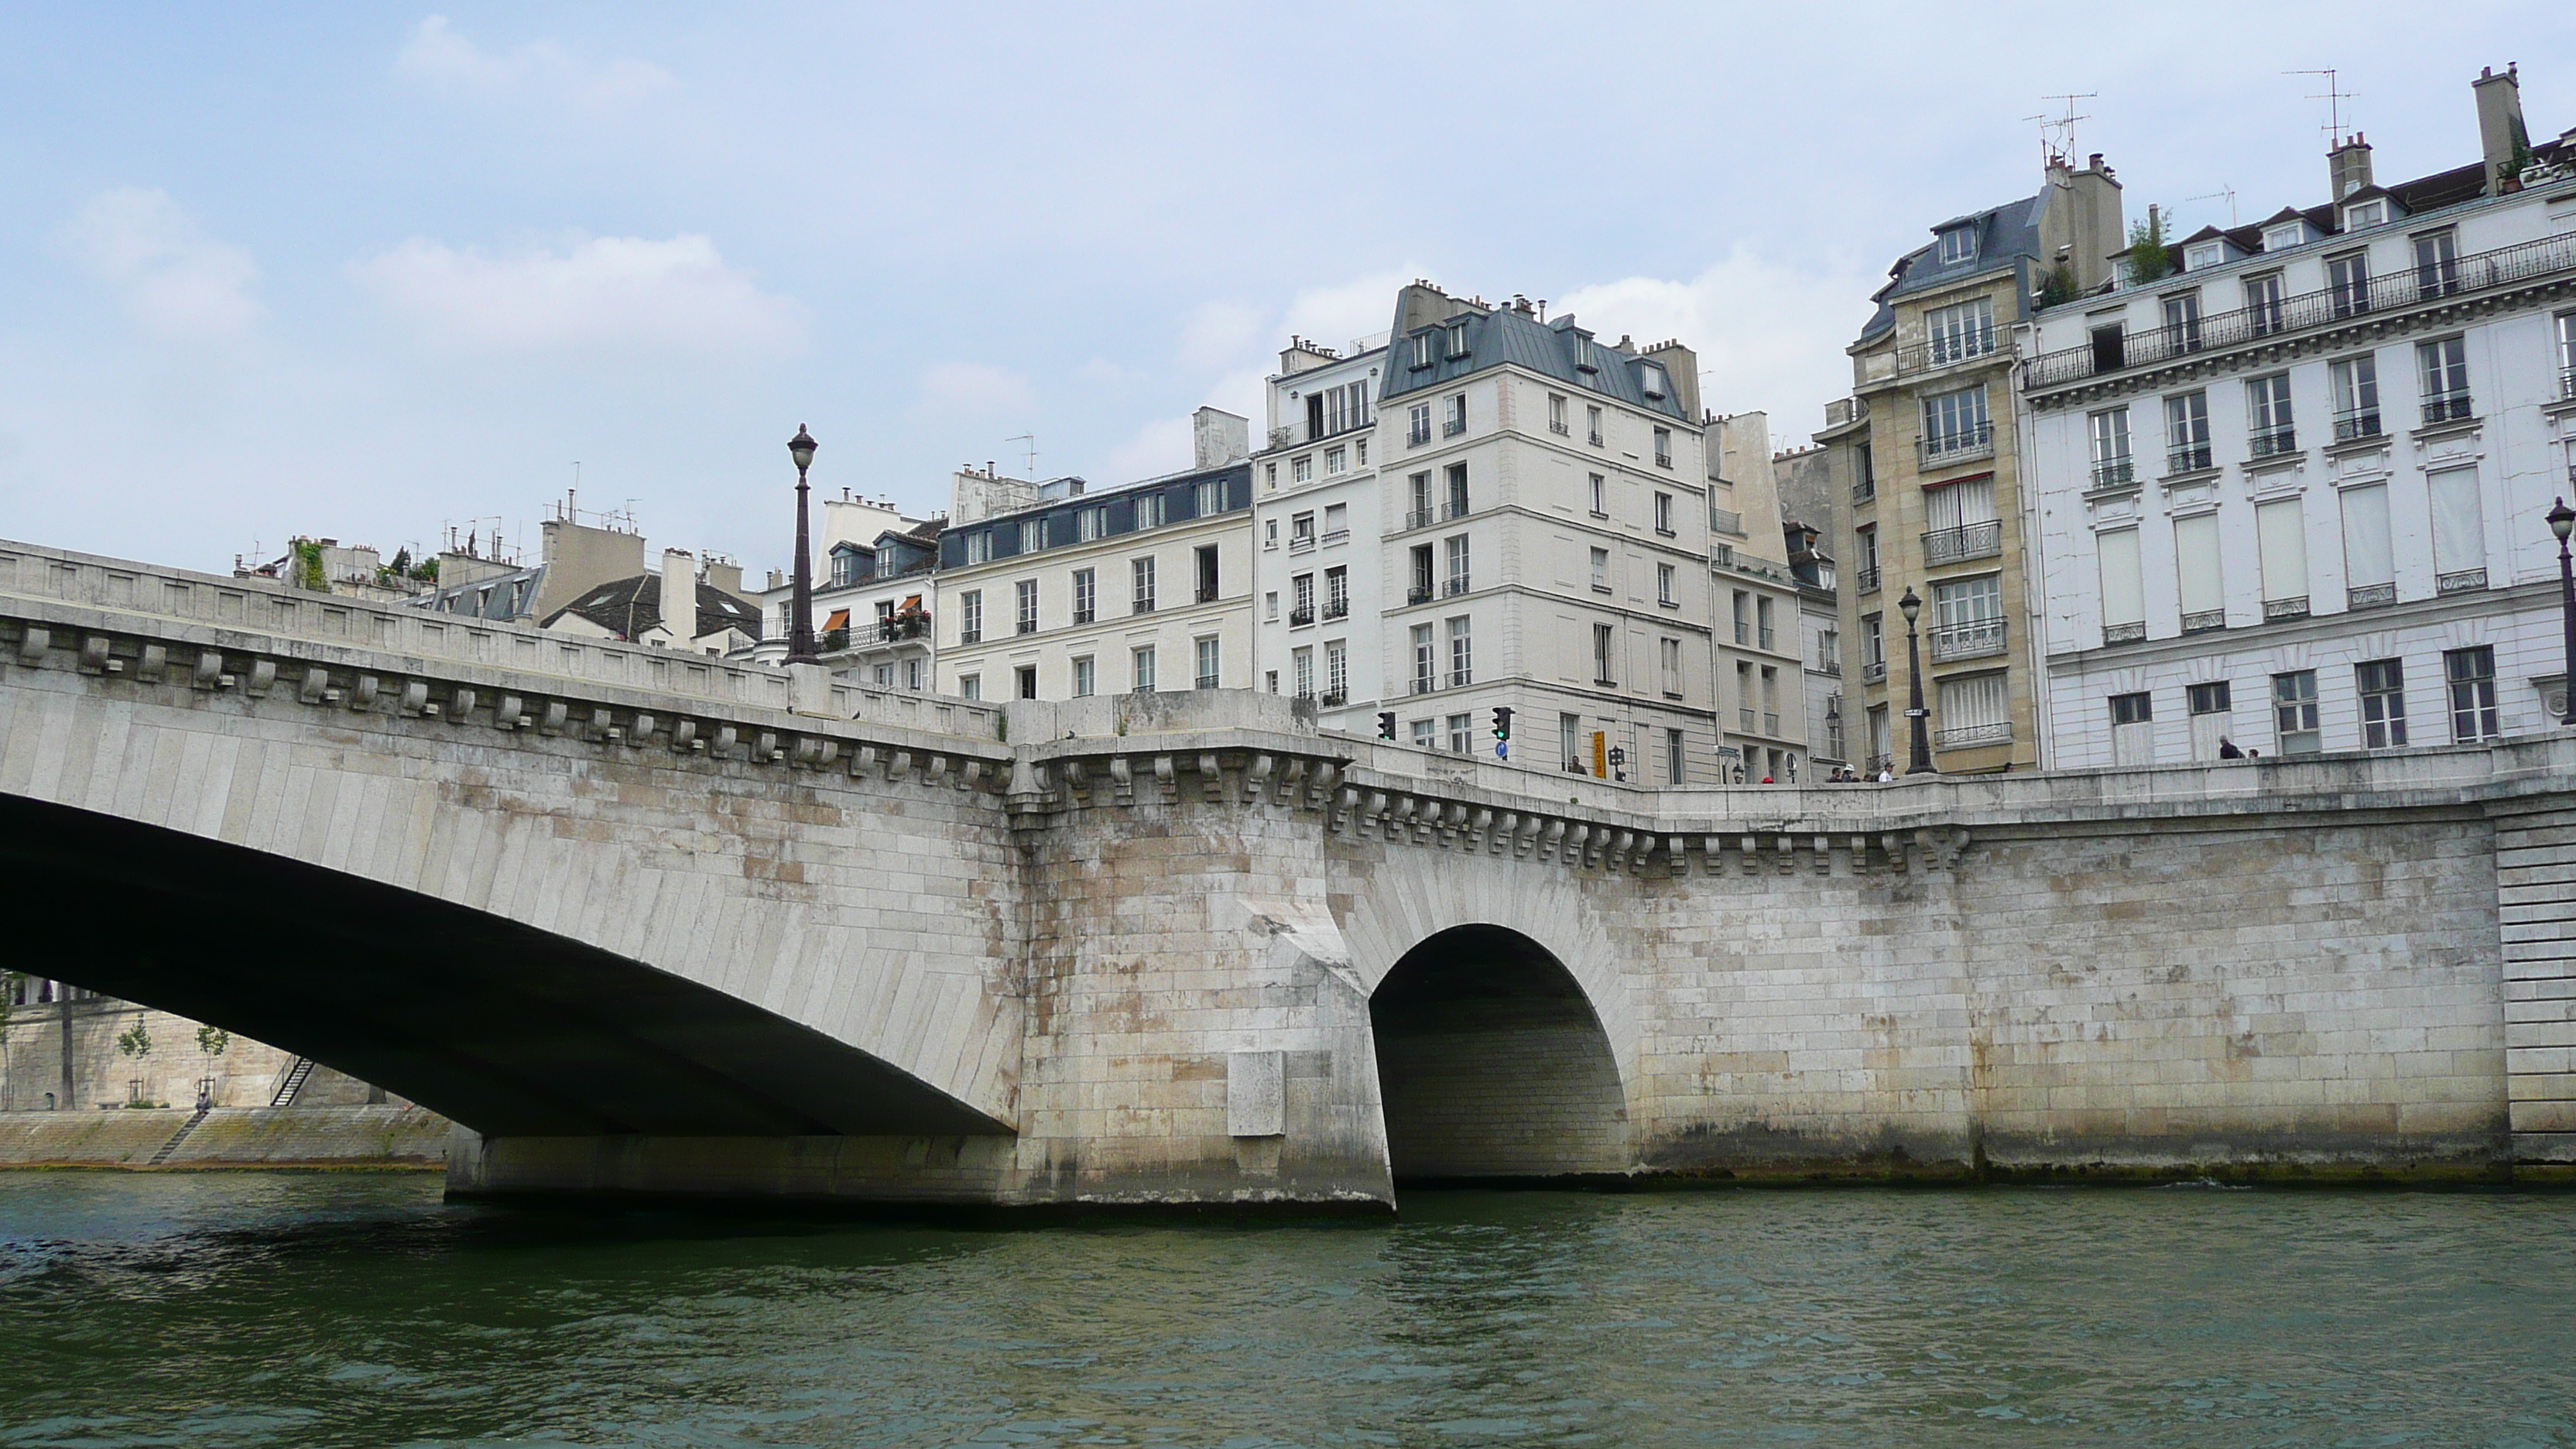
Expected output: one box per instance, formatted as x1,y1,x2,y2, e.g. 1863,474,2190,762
407,563,546,620
540,574,762,642
1855,191,2045,344
1378,305,1690,421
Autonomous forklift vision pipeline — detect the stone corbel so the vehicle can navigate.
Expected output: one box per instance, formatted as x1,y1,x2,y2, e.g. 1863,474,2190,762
1307,762,1341,811
1775,834,1797,875
194,649,224,690
299,666,331,704
851,742,879,776
1274,756,1304,806
1109,755,1135,803
1358,790,1387,833
1812,834,1832,874
351,675,380,711
1152,755,1176,802
752,730,781,762
1701,836,1721,875
629,712,658,745
399,680,430,718
886,748,913,780
924,753,951,786
1467,808,1492,851
959,759,984,790
1005,757,1048,820
136,645,167,682
1244,753,1275,804
711,724,738,756
1608,828,1633,869
1059,757,1090,802
450,686,478,722
1736,834,1759,875
1918,826,1970,872
537,701,569,735
1539,818,1565,861
1514,815,1540,858
78,635,111,674
1882,832,1908,873
793,736,826,768
15,627,49,667
672,718,701,752
1847,834,1873,872
1564,823,1591,866
1197,752,1224,802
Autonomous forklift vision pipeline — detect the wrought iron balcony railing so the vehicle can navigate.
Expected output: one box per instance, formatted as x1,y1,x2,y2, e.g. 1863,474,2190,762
1927,617,2006,663
1923,519,2002,567
1917,422,1995,468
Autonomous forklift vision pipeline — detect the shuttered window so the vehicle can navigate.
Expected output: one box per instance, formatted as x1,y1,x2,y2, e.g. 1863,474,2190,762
2098,529,2144,626
2429,468,2485,578
2174,513,2223,618
2341,484,2393,587
2256,499,2307,605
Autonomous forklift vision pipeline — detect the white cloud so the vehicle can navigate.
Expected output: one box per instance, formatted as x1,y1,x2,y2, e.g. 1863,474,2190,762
916,361,1035,417
348,234,804,355
1554,248,1880,437
396,15,676,107
1177,299,1264,372
1101,415,1194,481
57,188,262,340
1278,270,1411,355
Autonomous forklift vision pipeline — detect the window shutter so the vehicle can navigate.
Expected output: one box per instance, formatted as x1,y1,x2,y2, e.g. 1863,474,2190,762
2174,513,2222,616
2428,468,2485,575
2255,498,2307,602
2341,484,2393,587
2097,528,2144,625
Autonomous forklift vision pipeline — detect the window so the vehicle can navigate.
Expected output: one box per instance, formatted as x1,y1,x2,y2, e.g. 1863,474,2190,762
2415,230,2461,298
1073,656,1095,697
1933,574,2002,633
1444,463,1469,518
1073,568,1096,624
1132,646,1156,693
1666,728,1685,785
2341,483,2394,606
2558,312,2576,398
2161,291,2202,352
904,659,921,690
1592,622,1616,684
2256,498,2308,616
2418,336,2472,423
1444,534,1470,595
1325,566,1348,618
959,590,982,643
1639,361,1669,399
1926,297,1995,364
1923,473,1996,562
2187,680,2234,761
1131,557,1156,613
2345,198,2387,230
2273,670,2321,754
2245,272,2287,336
2430,467,2485,591
1590,546,1610,593
1136,492,1166,529
1855,525,1879,591
2246,373,2295,457
1020,519,1045,554
1196,636,1221,690
2110,690,2153,766
1263,461,1277,492
1587,406,1604,447
1444,393,1468,437
1408,402,1432,447
1195,543,1220,603
1324,446,1346,474
1410,332,1434,369
2357,659,2407,747
1869,704,1890,766
2088,407,2133,488
2330,355,2382,440
1266,670,1278,694
873,663,893,687
829,547,859,587
1447,616,1472,687
960,673,981,701
1588,474,1607,516
1413,718,1437,748
1325,639,1347,699
2447,646,2499,742
1653,492,1674,535
1292,572,1314,624
1732,589,1751,646
1015,578,1038,634
1819,626,1840,670
1263,590,1279,621
2327,251,2370,318
1447,713,1471,754
1653,428,1673,468
1080,506,1108,543
1549,393,1569,435
1322,503,1347,542
1292,455,1314,484
1921,385,1989,457
1936,673,2009,747
1937,224,1975,264
1408,471,1433,527
1263,519,1279,551
1016,665,1038,700
1660,637,1683,697
1355,437,1367,466
2098,528,2144,639
2174,513,2223,632
2185,240,2225,271
965,531,994,564
2110,691,2152,725
1410,543,1434,601
1192,480,1224,518
2165,390,2212,473
1656,562,1676,607
1447,321,1469,358
1757,596,1776,651
1560,712,1584,772
1412,624,1436,693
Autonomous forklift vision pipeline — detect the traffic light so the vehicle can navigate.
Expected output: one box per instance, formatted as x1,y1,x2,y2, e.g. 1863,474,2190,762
1375,711,1397,741
1489,707,1513,742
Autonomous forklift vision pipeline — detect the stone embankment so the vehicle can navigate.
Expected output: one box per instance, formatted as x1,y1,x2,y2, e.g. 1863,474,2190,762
0,1105,449,1169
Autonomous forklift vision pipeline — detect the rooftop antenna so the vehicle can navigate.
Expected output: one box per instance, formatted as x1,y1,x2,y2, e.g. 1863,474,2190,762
2189,185,2239,227
2027,92,2095,167
2288,69,2356,146
1005,432,1037,481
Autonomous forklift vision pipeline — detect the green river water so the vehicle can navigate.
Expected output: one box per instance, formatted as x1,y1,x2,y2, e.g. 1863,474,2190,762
0,1171,2570,1447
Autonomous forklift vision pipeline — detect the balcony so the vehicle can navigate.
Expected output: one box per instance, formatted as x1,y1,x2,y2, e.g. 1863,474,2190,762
2438,567,2489,594
1444,498,1471,521
2102,621,2146,646
2089,457,2135,490
2167,442,2214,474
1588,430,1604,447
1410,675,1437,696
1862,659,1887,683
1733,623,1751,646
1655,450,1673,469
1448,669,1472,688
1852,478,1876,504
1935,721,2012,749
1444,418,1467,438
1405,509,1434,531
2249,428,2299,461
2263,596,2311,622
1443,576,1471,598
1758,627,1776,652
1288,534,1317,554
959,628,981,644
1549,420,1571,437
2348,582,2398,609
1895,326,2000,376
2422,392,2475,427
1406,585,1433,606
2331,412,2383,444
1922,519,2002,566
1927,617,2006,663
1320,528,1349,546
2562,365,2576,399
2180,609,2225,635
1073,607,1094,625
1917,421,1994,468
1710,508,1743,536
1855,566,1880,594
2023,230,2576,389
1320,690,1346,707
1196,584,1220,605
1408,423,1431,447
1016,618,1037,635
1323,599,1348,620
1820,659,1843,677
1132,600,1156,615
1288,606,1314,627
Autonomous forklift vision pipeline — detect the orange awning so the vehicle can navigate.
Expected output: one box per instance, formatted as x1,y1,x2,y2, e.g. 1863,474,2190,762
900,594,922,610
823,608,850,630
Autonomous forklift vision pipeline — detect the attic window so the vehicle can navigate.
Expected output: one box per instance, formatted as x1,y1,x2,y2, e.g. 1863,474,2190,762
2184,241,2225,271
1937,226,1976,264
1638,361,1670,399
1410,331,1434,369
1446,322,1470,359
1574,335,1598,373
2343,199,2388,230
2263,222,2307,252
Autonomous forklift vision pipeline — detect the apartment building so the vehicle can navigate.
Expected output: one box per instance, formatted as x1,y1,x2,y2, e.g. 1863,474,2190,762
936,410,1255,701
1252,335,1384,731
1373,283,1722,784
1704,413,1810,781
1839,154,2124,773
2023,65,2576,766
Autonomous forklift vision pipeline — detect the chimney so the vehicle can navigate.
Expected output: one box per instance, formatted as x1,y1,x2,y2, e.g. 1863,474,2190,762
2475,64,2530,194
701,557,743,600
661,549,697,646
2040,151,2125,294
2328,132,2375,200
1190,406,1251,470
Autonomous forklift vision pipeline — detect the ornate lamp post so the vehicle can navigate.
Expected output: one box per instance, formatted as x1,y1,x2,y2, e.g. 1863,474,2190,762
786,425,820,664
1899,586,1934,774
2551,498,2575,725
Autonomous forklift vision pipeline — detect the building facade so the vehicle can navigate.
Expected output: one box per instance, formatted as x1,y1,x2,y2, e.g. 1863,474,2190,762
1707,412,1811,782
1838,156,2123,774
2021,66,2576,767
1252,337,1385,732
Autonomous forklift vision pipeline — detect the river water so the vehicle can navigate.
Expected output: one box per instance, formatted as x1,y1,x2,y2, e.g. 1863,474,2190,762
1,1172,2571,1447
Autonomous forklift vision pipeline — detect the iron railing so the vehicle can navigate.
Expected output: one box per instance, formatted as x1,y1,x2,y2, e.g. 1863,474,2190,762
2332,413,2383,444
1923,520,2002,566
2249,428,2299,460
1852,478,1876,504
2090,458,2135,490
2167,442,2214,474
1406,585,1433,606
1855,566,1880,594
1323,600,1348,620
1918,422,1995,467
1928,618,2006,662
1894,326,2002,376
1935,721,2012,749
2025,230,2576,389
1288,606,1314,627
1862,660,1887,683
2423,392,2475,426
1405,509,1434,530
1444,576,1471,597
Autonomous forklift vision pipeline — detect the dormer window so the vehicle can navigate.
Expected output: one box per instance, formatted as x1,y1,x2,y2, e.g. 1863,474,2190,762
2343,198,2388,230
1937,225,1977,264
1446,321,1470,358
2263,222,2308,252
2184,241,2225,271
1574,335,1598,373
1410,331,1434,369
1638,361,1670,399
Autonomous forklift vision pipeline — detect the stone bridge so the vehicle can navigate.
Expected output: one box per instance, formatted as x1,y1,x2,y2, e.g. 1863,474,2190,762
5,538,2573,1207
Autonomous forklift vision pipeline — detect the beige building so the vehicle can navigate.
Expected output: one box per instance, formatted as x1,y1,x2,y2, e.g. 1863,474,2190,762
1706,412,1810,782
935,410,1255,701
1832,154,2122,772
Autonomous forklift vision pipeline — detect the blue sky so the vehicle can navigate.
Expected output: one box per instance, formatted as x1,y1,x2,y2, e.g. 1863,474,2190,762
5,3,2572,577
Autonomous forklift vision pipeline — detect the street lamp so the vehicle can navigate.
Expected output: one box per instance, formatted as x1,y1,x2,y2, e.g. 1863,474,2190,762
1899,586,1934,775
786,425,820,665
2551,498,2575,725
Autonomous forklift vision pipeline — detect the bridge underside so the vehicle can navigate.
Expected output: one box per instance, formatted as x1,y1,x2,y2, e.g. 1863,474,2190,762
0,795,1009,1139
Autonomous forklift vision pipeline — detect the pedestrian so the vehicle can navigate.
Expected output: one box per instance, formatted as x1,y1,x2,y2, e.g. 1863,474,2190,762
2218,736,2245,759
1876,766,1895,783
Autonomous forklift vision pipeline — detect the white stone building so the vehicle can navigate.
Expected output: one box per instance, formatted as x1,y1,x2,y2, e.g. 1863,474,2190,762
1706,412,1812,783
2020,65,2576,767
935,411,1255,701
1252,336,1385,733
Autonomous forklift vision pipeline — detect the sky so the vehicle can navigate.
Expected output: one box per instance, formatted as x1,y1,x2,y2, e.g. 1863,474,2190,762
4,3,2573,579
